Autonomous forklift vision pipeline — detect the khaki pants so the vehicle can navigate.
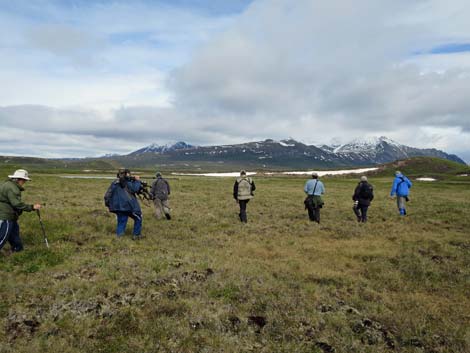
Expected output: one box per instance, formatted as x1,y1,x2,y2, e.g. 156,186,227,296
154,198,170,219
397,196,406,209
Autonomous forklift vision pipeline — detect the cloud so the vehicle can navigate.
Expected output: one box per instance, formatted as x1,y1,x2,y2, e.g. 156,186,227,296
25,24,100,57
1,0,470,162
167,0,470,152
0,0,236,105
0,127,137,158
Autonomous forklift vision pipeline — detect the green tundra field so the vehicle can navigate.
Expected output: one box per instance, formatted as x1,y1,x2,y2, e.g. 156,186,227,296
0,169,469,353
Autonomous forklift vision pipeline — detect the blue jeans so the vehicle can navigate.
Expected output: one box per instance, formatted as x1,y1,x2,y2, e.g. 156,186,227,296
116,212,142,236
0,220,23,252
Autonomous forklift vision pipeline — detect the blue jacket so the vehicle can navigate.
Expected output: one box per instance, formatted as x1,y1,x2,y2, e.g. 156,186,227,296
390,174,412,197
104,179,142,214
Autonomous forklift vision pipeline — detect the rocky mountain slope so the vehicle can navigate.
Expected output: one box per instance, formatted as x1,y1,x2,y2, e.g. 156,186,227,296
115,137,465,169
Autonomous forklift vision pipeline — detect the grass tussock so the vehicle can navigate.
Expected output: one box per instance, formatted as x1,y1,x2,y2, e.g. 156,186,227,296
0,174,469,352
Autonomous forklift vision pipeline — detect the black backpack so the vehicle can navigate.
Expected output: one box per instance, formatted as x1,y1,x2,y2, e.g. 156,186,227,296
359,183,373,199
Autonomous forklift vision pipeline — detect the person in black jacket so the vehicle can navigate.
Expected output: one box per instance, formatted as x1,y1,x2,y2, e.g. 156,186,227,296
352,176,374,223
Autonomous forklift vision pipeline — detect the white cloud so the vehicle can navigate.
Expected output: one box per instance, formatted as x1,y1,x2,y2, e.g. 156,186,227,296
167,0,470,156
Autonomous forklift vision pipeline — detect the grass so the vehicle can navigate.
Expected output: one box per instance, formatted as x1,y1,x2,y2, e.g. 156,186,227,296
0,172,469,352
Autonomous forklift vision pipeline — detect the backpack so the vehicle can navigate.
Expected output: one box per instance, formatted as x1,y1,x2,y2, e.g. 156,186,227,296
104,182,116,207
359,183,373,199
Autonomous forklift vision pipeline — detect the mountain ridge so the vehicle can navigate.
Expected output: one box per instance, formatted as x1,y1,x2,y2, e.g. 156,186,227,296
0,137,465,172
120,136,465,168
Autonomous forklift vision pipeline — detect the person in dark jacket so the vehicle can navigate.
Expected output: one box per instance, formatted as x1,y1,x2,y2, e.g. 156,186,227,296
352,175,374,223
390,171,412,216
104,168,143,239
0,169,41,252
233,170,256,223
150,172,171,220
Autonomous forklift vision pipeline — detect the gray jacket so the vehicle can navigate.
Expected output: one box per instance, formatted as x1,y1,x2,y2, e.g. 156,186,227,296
150,177,171,201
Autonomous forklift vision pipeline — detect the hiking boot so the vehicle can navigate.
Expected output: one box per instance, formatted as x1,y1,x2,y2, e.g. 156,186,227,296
132,234,143,241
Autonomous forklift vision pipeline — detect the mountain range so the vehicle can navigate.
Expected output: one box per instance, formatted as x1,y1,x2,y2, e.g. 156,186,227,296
105,136,466,169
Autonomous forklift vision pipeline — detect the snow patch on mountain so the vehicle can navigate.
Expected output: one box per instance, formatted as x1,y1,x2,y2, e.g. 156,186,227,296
131,141,194,155
332,136,402,153
279,141,295,147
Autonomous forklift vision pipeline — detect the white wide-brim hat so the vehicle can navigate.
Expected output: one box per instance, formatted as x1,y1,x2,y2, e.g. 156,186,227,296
8,169,31,180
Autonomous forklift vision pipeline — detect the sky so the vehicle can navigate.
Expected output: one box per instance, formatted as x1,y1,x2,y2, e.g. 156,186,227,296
1,0,470,163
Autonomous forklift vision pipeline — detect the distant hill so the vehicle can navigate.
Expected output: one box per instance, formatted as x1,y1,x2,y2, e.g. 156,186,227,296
0,155,118,173
372,156,470,177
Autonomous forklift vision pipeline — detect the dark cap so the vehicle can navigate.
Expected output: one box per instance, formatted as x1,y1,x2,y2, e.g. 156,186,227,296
117,168,130,177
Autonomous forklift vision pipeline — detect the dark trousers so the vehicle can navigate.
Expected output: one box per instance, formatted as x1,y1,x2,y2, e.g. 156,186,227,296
238,200,249,223
353,204,369,222
0,220,23,252
307,205,320,223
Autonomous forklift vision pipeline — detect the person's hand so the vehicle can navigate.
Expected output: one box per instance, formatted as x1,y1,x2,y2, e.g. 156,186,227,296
390,196,395,200
33,203,41,210
134,175,141,180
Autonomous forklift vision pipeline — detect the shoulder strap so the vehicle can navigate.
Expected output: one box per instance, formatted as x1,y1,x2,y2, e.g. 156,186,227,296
312,180,318,195
396,177,405,193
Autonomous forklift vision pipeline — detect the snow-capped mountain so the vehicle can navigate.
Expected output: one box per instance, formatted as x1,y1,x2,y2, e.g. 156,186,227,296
128,141,195,155
319,136,465,165
332,136,399,153
116,137,465,168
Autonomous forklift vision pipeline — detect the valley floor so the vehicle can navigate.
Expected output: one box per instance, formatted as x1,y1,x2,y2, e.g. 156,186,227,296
0,175,469,353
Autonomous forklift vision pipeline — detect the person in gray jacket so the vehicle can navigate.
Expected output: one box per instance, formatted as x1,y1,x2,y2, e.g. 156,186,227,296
150,172,171,220
233,170,256,223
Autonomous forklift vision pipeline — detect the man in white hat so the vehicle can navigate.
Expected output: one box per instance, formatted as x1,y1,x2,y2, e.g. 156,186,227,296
0,169,41,252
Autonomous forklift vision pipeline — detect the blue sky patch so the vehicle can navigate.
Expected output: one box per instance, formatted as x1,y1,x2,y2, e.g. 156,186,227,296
430,43,470,54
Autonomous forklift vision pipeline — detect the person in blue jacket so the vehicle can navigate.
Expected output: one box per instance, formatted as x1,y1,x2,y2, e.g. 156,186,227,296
104,168,143,239
390,171,412,216
304,172,325,223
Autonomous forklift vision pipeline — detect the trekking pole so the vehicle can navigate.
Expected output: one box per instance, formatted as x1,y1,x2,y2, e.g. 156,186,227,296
36,209,49,248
